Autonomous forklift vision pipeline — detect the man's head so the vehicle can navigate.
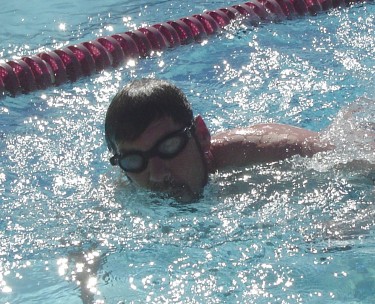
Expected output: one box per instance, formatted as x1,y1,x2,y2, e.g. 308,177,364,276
105,78,211,201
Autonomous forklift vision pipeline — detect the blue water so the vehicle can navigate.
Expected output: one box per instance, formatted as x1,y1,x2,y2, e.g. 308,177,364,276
1,1,374,303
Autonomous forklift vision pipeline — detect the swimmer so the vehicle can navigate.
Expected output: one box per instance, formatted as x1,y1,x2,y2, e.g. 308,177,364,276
105,78,332,202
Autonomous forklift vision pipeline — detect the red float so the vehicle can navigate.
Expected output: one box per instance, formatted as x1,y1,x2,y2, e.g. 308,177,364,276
82,41,112,71
152,23,181,48
97,36,126,67
54,48,82,82
0,63,21,96
38,51,68,86
7,59,37,93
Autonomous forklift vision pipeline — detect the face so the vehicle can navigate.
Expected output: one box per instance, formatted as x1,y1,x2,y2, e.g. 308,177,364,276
116,116,209,202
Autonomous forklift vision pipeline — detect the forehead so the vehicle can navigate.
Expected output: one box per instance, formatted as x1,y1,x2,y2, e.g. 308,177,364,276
117,116,181,152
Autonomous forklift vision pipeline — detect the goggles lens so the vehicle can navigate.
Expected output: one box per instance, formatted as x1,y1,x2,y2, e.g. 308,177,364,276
110,123,194,173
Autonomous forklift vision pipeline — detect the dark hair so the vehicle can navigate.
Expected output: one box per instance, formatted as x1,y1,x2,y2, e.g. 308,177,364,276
105,78,194,154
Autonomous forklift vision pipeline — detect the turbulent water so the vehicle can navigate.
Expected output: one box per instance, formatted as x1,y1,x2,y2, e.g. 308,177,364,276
1,1,374,303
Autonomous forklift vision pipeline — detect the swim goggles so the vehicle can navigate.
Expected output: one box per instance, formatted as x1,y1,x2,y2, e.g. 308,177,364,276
110,122,195,173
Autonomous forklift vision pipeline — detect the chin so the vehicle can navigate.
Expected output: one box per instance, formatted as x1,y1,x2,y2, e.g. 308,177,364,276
174,187,204,203
156,185,202,203
148,180,205,203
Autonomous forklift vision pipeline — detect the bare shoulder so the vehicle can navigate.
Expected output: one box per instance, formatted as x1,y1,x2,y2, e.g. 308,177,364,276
210,123,331,169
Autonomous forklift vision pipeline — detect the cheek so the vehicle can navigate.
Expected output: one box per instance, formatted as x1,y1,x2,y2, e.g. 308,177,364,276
127,172,148,186
170,142,206,181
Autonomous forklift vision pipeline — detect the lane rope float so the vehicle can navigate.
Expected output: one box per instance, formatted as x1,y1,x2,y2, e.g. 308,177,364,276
0,0,366,97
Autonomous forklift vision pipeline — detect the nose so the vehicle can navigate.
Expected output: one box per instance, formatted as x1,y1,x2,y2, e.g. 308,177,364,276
148,156,170,183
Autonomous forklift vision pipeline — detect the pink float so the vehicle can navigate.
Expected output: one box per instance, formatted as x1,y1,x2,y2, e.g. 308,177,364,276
0,0,359,97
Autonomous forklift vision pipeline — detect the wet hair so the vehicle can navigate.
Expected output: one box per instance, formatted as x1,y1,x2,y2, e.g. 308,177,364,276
105,78,194,154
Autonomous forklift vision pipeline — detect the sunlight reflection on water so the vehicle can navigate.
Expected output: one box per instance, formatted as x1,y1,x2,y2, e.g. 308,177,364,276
1,2,375,303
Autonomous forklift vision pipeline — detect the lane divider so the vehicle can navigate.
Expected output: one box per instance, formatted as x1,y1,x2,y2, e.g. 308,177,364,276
0,0,362,97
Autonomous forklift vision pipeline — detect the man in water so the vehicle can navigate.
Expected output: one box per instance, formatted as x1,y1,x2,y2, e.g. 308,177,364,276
105,78,331,201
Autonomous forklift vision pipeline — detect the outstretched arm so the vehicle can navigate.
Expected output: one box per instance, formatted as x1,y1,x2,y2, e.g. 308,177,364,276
211,123,332,169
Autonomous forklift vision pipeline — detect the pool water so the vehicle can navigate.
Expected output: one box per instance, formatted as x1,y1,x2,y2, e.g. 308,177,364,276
1,0,374,303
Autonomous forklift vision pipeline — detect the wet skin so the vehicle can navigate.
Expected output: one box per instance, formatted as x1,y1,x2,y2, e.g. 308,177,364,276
116,116,210,202
116,116,331,201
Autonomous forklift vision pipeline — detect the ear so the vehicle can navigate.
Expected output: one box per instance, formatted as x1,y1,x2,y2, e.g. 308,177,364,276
194,115,211,153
